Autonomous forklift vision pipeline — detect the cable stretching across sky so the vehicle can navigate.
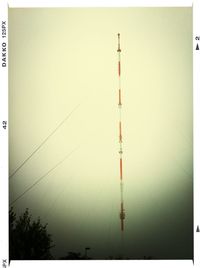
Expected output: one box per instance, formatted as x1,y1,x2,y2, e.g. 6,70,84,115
9,103,80,179
117,33,125,232
10,145,80,206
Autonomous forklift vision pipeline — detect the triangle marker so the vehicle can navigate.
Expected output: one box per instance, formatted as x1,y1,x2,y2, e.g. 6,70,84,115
196,43,199,50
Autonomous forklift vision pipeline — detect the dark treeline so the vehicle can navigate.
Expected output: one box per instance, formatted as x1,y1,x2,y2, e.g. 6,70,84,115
9,208,152,261
9,207,54,260
9,208,92,260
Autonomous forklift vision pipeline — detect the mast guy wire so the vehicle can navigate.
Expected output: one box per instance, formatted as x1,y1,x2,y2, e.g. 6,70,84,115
9,103,81,179
10,145,80,206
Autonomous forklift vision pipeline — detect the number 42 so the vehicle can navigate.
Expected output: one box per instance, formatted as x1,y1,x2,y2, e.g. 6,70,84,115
2,121,7,130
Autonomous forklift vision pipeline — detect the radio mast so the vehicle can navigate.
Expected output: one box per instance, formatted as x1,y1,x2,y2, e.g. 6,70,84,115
117,33,125,232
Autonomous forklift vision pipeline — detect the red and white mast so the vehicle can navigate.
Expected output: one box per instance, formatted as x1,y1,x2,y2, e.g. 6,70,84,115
117,33,125,232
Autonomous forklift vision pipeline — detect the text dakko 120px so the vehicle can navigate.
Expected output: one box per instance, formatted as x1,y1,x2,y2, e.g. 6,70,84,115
2,21,6,67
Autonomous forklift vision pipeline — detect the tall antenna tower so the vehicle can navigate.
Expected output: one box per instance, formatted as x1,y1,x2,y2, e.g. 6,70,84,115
117,33,125,232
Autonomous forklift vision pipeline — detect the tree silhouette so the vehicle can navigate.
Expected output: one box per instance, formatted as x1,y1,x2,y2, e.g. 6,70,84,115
9,207,54,260
60,249,92,260
60,251,82,260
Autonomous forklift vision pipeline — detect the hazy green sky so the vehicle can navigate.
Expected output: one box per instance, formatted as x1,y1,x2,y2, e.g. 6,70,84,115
9,7,192,259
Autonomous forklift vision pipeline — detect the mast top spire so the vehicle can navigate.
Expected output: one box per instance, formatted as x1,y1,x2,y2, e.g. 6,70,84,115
117,33,121,52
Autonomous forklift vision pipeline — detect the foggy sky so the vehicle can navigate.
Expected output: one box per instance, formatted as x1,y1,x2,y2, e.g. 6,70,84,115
9,7,193,259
